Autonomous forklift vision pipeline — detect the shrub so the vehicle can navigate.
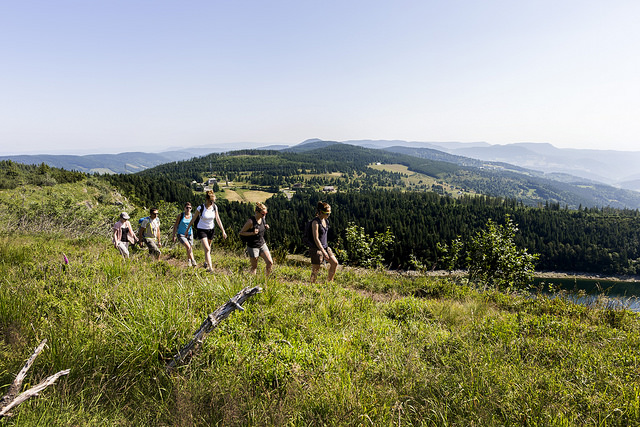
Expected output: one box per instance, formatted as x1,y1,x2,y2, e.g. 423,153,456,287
442,215,538,290
336,222,394,268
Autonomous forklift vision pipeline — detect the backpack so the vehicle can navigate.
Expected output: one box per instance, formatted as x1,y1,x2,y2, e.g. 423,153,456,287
303,217,320,247
239,217,258,243
138,216,150,227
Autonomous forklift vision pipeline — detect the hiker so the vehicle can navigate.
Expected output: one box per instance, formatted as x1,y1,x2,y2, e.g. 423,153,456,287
239,202,273,276
138,207,162,259
188,190,227,272
112,212,137,259
309,201,339,283
172,202,197,267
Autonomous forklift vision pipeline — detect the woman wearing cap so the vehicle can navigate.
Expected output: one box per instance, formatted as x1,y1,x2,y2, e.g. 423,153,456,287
172,202,197,266
239,202,273,276
310,201,339,283
112,212,137,259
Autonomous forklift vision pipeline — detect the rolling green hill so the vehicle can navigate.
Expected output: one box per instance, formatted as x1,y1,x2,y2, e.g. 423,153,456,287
137,143,640,210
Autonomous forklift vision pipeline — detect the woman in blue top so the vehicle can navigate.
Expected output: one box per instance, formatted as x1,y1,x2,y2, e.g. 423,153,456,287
172,202,197,267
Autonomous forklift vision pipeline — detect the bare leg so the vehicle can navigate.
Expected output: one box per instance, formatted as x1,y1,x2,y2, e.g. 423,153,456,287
249,257,259,275
311,264,321,283
182,240,195,264
202,238,213,271
259,247,274,276
327,254,338,281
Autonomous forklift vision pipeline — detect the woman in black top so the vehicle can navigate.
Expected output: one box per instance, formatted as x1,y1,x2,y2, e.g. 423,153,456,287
239,202,273,276
310,201,339,283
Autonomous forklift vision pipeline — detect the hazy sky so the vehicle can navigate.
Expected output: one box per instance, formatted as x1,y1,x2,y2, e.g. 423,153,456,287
2,1,640,155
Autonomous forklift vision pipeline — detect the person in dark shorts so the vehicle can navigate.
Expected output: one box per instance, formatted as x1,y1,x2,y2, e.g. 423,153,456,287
239,202,273,276
188,190,227,272
309,201,339,283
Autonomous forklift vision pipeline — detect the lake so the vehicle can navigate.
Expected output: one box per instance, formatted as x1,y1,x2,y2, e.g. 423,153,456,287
532,276,640,312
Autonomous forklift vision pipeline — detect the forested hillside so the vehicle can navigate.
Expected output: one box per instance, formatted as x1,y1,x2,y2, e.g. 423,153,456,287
3,158,640,275
0,160,85,189
386,145,640,209
139,143,640,209
258,190,640,275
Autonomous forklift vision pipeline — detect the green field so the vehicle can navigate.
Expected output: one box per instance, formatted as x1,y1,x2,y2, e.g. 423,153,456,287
369,163,475,197
0,179,639,425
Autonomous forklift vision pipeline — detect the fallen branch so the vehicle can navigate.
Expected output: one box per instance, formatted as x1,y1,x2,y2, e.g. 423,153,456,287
0,339,70,418
168,286,262,370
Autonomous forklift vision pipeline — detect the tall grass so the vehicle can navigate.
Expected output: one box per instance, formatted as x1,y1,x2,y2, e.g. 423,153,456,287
0,230,638,426
1,181,639,425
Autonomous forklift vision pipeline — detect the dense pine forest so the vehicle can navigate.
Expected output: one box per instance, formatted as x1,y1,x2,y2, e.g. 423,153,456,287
102,173,640,275
3,155,640,275
259,190,640,274
138,142,640,209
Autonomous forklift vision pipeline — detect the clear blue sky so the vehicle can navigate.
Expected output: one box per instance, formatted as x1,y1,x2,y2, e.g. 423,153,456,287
2,1,640,155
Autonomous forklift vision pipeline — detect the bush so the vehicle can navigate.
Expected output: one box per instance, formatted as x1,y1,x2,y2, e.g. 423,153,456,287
336,222,394,268
442,215,538,290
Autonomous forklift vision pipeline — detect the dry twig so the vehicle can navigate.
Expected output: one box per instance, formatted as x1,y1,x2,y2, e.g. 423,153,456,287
168,286,262,369
0,339,70,418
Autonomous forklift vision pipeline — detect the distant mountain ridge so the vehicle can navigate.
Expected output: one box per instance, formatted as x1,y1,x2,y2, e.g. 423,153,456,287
3,138,640,192
0,152,190,174
343,140,640,188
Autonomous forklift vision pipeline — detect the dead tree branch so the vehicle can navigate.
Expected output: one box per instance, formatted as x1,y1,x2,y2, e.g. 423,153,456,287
0,339,70,418
168,286,262,370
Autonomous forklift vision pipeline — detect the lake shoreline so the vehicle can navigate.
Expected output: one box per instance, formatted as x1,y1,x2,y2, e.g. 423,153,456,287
415,269,640,283
535,271,640,283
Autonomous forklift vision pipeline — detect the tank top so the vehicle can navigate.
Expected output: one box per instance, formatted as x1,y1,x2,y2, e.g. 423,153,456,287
177,213,192,236
245,217,266,249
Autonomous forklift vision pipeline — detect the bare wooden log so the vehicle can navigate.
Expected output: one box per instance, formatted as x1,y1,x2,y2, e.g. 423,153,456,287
0,339,70,418
168,286,262,369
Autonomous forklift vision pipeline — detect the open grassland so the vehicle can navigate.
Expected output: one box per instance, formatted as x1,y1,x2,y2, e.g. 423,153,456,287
369,163,474,197
1,180,639,425
1,230,639,426
221,188,244,202
221,187,275,204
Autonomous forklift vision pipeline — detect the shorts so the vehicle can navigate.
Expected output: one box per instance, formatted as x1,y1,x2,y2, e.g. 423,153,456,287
177,233,193,247
246,243,269,259
196,228,215,241
310,246,334,265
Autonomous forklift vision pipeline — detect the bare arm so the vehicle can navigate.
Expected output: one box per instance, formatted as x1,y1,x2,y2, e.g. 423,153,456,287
214,206,227,239
172,214,181,242
239,218,256,236
187,210,199,232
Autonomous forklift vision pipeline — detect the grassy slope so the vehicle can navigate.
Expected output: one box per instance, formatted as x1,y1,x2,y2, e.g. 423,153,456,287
1,181,639,425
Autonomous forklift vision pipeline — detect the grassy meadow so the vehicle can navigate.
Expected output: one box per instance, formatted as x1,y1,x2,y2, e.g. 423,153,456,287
1,181,639,425
368,163,474,197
